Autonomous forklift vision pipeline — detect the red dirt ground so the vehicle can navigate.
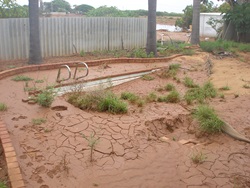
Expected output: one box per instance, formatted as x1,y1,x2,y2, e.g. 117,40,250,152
0,51,250,188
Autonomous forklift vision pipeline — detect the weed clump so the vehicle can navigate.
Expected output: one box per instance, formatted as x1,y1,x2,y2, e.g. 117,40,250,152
32,118,47,125
120,92,144,107
184,81,217,104
68,90,127,114
146,92,158,102
36,88,55,107
191,151,207,164
12,75,33,81
164,83,175,91
193,105,224,133
160,63,181,78
141,75,155,81
0,103,7,111
183,77,198,88
158,90,180,103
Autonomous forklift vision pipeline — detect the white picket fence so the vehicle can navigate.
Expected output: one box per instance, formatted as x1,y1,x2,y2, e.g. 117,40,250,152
0,17,147,61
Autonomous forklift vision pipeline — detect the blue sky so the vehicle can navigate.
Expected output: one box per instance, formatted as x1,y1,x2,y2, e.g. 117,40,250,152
16,0,223,13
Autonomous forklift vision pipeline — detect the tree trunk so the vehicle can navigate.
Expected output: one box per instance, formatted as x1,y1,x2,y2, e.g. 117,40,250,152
29,0,42,64
191,0,200,45
146,0,157,57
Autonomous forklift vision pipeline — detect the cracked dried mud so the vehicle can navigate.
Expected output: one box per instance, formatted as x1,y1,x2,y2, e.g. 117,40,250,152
0,52,250,188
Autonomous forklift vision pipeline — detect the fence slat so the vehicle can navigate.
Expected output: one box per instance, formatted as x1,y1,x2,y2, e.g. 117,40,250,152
0,17,147,61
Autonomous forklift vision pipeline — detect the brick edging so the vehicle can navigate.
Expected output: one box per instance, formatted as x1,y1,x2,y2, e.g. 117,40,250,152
0,55,182,80
0,120,25,188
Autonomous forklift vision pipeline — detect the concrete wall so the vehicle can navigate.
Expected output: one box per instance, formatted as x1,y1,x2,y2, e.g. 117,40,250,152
200,13,223,37
0,17,147,61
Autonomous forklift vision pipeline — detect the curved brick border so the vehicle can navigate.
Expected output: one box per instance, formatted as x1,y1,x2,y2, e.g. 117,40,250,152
0,119,25,188
0,55,182,188
0,55,182,80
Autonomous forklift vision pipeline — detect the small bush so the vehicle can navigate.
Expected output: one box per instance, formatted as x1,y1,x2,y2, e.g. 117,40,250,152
0,181,7,188
35,79,44,83
183,77,198,88
191,151,207,164
219,85,230,91
68,90,127,114
98,92,127,114
169,63,181,71
36,88,55,107
32,118,47,125
146,92,158,102
165,83,175,91
193,105,224,133
0,103,7,111
158,90,180,103
141,75,155,81
184,81,217,104
12,75,33,81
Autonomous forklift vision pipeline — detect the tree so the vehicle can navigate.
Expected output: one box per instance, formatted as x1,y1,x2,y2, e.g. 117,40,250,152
0,0,28,18
43,0,71,13
29,0,42,64
191,0,201,44
146,0,157,56
218,0,250,42
74,4,94,14
87,6,126,17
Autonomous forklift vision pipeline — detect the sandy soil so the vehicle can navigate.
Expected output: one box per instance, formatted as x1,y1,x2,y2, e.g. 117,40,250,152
0,51,250,188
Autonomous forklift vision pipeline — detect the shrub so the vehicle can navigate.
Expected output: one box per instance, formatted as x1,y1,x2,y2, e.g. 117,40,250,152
68,90,127,114
183,77,198,88
165,83,175,91
184,81,217,104
158,90,180,103
36,88,55,107
193,105,224,133
12,75,33,81
98,92,127,114
141,75,155,81
0,103,7,111
191,151,207,164
146,92,158,102
32,118,47,125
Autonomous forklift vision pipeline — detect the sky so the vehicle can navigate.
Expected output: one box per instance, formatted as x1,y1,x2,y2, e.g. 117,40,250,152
16,0,223,13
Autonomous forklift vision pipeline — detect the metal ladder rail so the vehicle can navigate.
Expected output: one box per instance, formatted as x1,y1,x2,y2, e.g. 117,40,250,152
73,62,89,80
56,65,71,83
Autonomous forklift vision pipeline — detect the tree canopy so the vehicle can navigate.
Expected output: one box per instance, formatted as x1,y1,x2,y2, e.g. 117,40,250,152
44,0,71,12
0,0,28,18
74,4,94,14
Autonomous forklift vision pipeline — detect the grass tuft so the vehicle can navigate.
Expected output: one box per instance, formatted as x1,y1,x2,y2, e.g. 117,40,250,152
32,118,47,125
183,77,198,88
36,88,55,107
193,105,224,133
141,74,155,81
12,75,33,81
191,151,207,164
158,90,180,103
0,103,7,111
164,83,175,91
68,90,127,114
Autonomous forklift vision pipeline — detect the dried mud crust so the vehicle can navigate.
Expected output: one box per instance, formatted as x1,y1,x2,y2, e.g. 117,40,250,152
0,53,250,187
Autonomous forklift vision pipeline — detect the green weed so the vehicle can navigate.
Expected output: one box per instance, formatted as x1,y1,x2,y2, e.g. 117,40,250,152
12,75,33,81
193,105,224,133
146,92,158,102
0,103,7,111
0,181,7,188
164,83,175,91
35,79,44,83
158,90,180,103
69,90,127,114
191,151,207,164
32,118,47,125
184,81,217,104
183,77,198,88
220,85,230,91
82,132,99,162
141,75,155,81
36,88,55,107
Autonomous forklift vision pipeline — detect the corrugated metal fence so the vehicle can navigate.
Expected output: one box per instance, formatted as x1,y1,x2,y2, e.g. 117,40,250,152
0,17,147,61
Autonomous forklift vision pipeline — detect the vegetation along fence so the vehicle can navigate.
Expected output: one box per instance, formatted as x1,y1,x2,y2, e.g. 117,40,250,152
0,17,147,61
